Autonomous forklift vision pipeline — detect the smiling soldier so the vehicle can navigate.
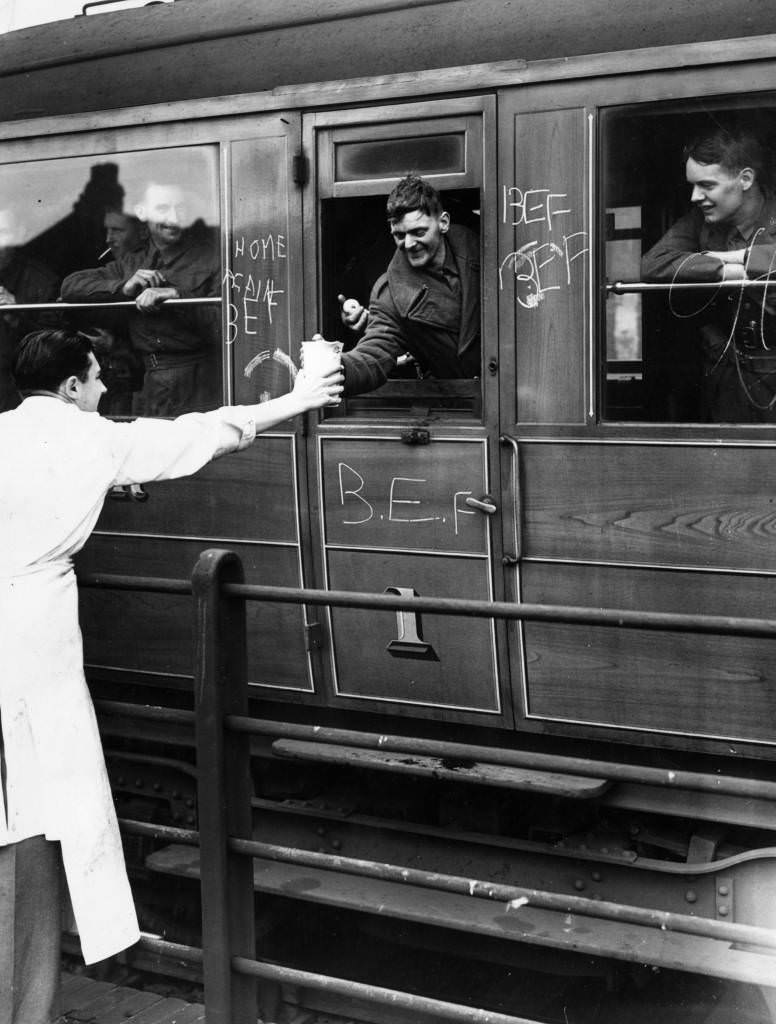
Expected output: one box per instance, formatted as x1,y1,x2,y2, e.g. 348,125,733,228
642,125,776,422
61,181,220,417
330,173,481,395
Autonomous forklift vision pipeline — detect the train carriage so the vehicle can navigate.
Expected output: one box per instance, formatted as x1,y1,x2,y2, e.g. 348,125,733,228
5,1,776,1020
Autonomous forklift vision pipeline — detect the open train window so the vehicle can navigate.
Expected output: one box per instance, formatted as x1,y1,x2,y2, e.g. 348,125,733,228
320,188,482,418
0,145,220,418
314,112,484,420
602,96,776,425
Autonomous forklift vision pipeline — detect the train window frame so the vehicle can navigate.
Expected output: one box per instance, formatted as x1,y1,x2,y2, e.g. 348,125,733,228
600,94,776,428
307,99,494,424
0,141,223,419
0,110,309,420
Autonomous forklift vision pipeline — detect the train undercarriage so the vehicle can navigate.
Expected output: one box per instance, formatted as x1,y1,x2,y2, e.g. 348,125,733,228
94,689,776,1024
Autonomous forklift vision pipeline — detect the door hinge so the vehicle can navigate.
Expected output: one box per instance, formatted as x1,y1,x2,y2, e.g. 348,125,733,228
292,151,309,187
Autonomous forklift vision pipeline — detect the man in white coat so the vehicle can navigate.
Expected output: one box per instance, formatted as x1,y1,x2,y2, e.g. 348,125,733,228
0,328,342,1024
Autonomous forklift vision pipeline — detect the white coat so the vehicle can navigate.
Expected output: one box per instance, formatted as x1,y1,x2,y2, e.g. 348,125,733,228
0,396,253,964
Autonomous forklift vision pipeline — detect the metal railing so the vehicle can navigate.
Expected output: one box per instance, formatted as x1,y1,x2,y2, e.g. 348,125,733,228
79,549,776,1023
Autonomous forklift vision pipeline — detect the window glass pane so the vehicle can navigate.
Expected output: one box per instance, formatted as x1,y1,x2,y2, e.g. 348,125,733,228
602,99,776,424
335,134,466,181
0,145,220,417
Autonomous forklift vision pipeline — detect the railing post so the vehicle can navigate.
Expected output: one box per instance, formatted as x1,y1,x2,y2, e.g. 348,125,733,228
192,548,257,1024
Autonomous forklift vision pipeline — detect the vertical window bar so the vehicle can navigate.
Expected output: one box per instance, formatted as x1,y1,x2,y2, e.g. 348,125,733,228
587,111,596,421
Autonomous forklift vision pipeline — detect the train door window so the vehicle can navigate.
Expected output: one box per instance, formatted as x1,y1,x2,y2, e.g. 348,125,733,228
315,114,484,418
602,97,776,425
0,145,221,418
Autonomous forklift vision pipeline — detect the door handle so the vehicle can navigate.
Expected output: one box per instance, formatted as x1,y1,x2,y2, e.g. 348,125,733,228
465,494,497,514
500,435,522,559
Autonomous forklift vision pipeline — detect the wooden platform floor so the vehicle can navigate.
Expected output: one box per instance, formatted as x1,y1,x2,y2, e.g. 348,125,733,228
60,971,204,1024
60,971,364,1024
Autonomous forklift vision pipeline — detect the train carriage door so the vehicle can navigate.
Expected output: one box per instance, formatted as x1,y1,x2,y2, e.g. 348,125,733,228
302,98,512,725
496,94,592,730
498,79,776,753
70,113,316,695
222,115,316,694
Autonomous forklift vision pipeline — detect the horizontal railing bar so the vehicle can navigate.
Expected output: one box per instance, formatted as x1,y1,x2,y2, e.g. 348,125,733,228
95,700,776,802
119,817,199,845
608,280,776,293
228,718,776,800
228,837,776,951
137,934,204,965
221,582,776,639
0,297,221,311
231,954,537,1024
93,697,773,801
94,699,195,726
78,572,776,639
135,937,538,1024
78,572,191,594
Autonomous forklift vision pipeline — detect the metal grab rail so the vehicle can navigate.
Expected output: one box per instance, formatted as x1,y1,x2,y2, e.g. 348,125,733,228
80,551,776,1022
0,297,220,311
608,279,776,293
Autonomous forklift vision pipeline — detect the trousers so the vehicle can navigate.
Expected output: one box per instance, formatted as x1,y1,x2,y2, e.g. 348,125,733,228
0,835,62,1024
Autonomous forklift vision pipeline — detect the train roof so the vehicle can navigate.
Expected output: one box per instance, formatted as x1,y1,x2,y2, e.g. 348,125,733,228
2,0,776,122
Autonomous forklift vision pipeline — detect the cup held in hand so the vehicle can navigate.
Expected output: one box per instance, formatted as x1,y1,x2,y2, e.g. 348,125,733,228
302,338,343,405
302,338,343,376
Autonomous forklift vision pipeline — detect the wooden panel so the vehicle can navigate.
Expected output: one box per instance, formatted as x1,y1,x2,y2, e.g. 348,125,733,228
77,537,311,691
229,129,302,405
95,436,297,544
320,437,489,554
521,441,776,571
518,562,776,745
498,103,588,425
326,548,501,717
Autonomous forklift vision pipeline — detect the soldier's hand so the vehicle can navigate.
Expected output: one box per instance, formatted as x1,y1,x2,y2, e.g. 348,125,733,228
135,286,180,311
122,268,168,297
337,293,368,332
0,285,16,305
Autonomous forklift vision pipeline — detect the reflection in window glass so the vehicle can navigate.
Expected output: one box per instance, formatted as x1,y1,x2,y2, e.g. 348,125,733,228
603,99,776,424
0,146,221,417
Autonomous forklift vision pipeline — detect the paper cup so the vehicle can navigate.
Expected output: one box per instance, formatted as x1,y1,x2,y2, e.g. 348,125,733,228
301,338,343,405
301,339,343,376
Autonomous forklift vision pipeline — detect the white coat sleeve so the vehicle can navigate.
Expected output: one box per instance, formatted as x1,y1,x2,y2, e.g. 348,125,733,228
106,407,257,487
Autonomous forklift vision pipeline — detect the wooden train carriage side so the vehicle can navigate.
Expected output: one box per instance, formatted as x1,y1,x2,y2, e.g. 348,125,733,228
498,60,776,756
8,27,774,756
6,4,776,1014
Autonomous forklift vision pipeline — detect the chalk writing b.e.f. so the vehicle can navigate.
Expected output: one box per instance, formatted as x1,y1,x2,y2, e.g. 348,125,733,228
337,462,476,536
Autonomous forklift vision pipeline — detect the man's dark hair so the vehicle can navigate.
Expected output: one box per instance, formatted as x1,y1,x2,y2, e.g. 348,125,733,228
683,125,772,188
12,329,93,396
386,173,445,222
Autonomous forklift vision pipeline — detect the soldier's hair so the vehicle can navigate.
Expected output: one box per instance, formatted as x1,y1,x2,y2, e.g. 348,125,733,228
683,125,772,188
386,173,445,222
12,329,92,395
